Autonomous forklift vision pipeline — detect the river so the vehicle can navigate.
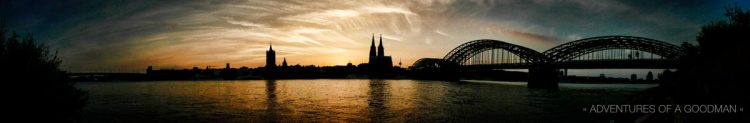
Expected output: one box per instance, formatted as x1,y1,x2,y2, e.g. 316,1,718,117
77,79,657,122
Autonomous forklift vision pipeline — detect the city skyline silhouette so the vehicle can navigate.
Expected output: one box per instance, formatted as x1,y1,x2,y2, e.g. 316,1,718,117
2,0,749,122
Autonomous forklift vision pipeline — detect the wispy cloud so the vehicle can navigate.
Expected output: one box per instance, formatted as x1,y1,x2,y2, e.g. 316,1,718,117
224,17,266,28
4,0,739,71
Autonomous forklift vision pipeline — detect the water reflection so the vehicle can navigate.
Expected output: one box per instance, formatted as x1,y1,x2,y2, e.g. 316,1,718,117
367,79,388,122
77,80,651,122
265,80,278,122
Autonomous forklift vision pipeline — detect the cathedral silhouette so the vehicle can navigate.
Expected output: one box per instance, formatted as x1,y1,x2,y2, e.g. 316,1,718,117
368,34,393,77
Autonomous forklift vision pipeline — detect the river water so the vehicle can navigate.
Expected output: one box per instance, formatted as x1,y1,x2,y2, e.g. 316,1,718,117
77,79,657,122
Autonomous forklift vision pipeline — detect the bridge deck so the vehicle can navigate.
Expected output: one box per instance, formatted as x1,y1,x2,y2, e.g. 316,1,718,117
461,59,678,69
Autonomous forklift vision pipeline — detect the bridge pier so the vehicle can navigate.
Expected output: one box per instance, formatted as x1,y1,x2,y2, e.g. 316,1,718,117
528,64,559,89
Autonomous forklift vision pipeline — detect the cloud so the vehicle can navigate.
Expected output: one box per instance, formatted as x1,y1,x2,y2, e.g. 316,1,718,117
434,30,451,37
291,28,330,34
281,9,361,25
362,5,417,15
224,17,266,28
4,0,737,71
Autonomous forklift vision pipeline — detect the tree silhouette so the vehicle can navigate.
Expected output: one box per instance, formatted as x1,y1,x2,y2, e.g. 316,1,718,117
692,5,749,103
664,4,750,108
0,24,87,122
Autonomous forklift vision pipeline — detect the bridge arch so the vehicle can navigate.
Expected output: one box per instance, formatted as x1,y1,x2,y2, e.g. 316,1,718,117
411,58,450,70
443,39,548,64
410,36,684,88
543,36,685,62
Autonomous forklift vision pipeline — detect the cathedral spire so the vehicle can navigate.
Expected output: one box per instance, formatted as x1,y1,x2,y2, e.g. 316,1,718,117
377,34,384,57
369,33,376,57
282,57,288,67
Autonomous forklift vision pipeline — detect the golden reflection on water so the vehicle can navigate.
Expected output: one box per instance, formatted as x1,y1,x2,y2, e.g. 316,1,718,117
78,79,442,122
259,79,423,122
78,79,644,122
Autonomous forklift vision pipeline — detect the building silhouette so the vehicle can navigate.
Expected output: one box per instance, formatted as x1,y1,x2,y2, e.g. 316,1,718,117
368,34,393,77
223,63,237,80
264,43,277,79
266,43,276,69
377,34,385,57
369,34,377,63
282,57,288,68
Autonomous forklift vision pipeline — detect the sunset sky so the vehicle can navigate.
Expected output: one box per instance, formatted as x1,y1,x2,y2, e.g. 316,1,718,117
2,0,748,72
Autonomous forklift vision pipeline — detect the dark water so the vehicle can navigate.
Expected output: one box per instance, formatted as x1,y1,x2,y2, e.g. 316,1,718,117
77,79,656,122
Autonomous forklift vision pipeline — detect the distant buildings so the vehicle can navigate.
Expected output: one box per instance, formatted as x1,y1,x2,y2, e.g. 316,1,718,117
142,34,405,80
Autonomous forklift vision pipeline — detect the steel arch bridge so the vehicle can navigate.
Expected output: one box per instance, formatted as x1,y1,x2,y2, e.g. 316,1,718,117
412,36,685,69
443,39,549,64
543,36,685,62
411,35,686,88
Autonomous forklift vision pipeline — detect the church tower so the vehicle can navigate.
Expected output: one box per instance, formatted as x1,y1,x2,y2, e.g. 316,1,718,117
377,34,385,57
266,43,276,69
369,34,376,63
281,57,288,67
